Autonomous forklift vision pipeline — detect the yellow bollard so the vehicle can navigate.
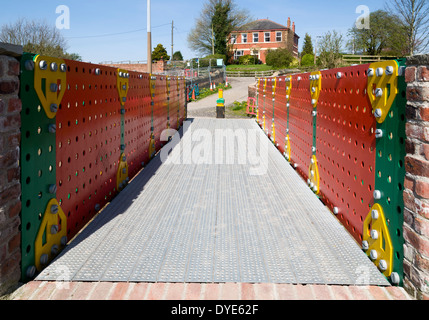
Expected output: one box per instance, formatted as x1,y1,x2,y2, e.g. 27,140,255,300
216,89,225,119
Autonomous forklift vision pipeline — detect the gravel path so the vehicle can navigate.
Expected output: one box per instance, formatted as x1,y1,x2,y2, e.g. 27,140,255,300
187,77,256,119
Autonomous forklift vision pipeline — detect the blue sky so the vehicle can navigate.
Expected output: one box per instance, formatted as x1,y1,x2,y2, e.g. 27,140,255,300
0,0,388,63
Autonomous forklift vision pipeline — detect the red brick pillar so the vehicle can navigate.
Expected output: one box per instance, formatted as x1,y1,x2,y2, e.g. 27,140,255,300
0,43,22,296
404,54,429,300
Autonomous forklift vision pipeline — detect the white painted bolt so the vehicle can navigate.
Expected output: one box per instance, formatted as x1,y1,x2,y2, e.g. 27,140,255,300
312,146,317,153
385,66,394,75
313,186,318,192
50,103,58,113
60,63,67,72
307,179,311,185
371,209,380,220
297,76,302,81
374,190,382,200
26,265,36,278
375,129,384,139
391,272,400,285
40,254,49,265
311,99,317,105
311,170,315,177
379,260,388,271
376,67,384,77
310,182,314,189
333,207,339,215
336,72,342,79
374,108,383,118
51,224,59,235
375,88,383,97
371,230,379,240
362,240,369,251
49,184,57,194
367,68,374,77
119,71,124,77
311,158,315,164
25,60,35,71
39,60,48,70
311,87,316,93
50,62,58,72
294,163,298,168
312,111,317,117
370,249,378,260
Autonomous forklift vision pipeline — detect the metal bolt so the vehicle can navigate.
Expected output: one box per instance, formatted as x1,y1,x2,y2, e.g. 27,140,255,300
40,254,49,265
374,108,382,118
307,179,311,185
312,111,317,117
50,204,59,214
398,66,406,76
122,84,127,90
310,182,314,189
311,99,317,105
122,168,127,174
362,240,369,251
374,190,382,200
311,87,316,93
26,265,36,278
61,236,68,246
333,207,339,215
294,163,298,168
95,68,101,75
47,124,56,134
312,186,318,192
375,129,384,139
51,244,59,256
310,170,315,177
39,60,48,70
95,204,101,211
371,230,379,240
25,60,35,71
391,272,400,285
297,76,302,81
49,184,57,194
385,66,394,75
376,67,384,77
367,68,374,77
379,260,388,271
50,103,58,113
60,63,67,72
122,97,127,103
50,62,58,72
375,88,383,97
50,83,58,93
371,209,380,220
119,71,124,77
122,156,127,162
51,224,59,235
370,249,378,260
336,72,342,79
312,146,317,153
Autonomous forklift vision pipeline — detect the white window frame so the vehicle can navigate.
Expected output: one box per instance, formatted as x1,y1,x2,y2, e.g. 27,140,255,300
242,33,248,43
265,32,271,42
276,32,282,42
234,50,244,60
253,33,259,43
231,34,237,44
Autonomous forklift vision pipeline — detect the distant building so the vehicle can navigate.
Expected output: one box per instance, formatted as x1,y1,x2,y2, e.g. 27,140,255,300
229,18,299,64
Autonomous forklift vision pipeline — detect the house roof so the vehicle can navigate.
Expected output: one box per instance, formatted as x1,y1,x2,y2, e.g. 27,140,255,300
236,19,288,32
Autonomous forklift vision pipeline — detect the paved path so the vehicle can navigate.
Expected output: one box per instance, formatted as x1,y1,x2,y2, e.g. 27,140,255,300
187,77,256,118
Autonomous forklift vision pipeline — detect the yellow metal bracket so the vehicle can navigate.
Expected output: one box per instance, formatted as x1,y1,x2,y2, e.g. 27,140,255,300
285,135,291,162
363,203,394,277
116,153,129,191
117,69,130,107
149,133,156,159
150,75,156,99
310,71,322,108
308,155,320,194
35,199,67,271
286,76,292,101
34,55,67,119
367,61,399,123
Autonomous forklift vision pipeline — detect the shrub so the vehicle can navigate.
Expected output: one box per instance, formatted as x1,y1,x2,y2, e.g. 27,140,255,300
265,48,293,69
239,54,256,65
301,54,315,66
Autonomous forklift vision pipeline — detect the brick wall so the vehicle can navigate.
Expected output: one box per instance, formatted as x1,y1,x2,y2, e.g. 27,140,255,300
404,54,429,300
102,60,166,74
0,43,22,296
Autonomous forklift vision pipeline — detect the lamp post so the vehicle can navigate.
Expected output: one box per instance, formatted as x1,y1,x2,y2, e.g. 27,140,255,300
147,0,152,74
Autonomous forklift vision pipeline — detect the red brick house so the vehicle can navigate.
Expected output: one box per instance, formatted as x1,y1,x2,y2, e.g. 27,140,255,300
229,18,299,64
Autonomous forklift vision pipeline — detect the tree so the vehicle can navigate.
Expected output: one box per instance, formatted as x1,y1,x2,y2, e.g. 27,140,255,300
187,0,250,56
0,18,81,60
385,0,429,55
301,33,314,56
172,51,184,61
265,48,293,69
318,30,343,69
152,44,170,62
301,54,315,66
347,10,408,56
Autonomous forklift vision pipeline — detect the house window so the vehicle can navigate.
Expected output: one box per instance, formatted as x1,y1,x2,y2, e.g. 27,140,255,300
253,33,259,43
276,32,282,42
231,34,237,44
242,34,247,43
265,32,271,42
234,50,244,60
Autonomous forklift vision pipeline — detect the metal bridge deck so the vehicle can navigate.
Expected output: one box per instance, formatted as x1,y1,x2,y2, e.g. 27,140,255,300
37,119,389,286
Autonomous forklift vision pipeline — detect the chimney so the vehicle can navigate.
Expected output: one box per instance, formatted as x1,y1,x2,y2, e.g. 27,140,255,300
292,22,295,33
287,17,291,29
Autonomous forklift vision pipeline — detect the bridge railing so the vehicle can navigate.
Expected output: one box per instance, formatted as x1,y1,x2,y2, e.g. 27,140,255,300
19,53,187,281
256,60,407,286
